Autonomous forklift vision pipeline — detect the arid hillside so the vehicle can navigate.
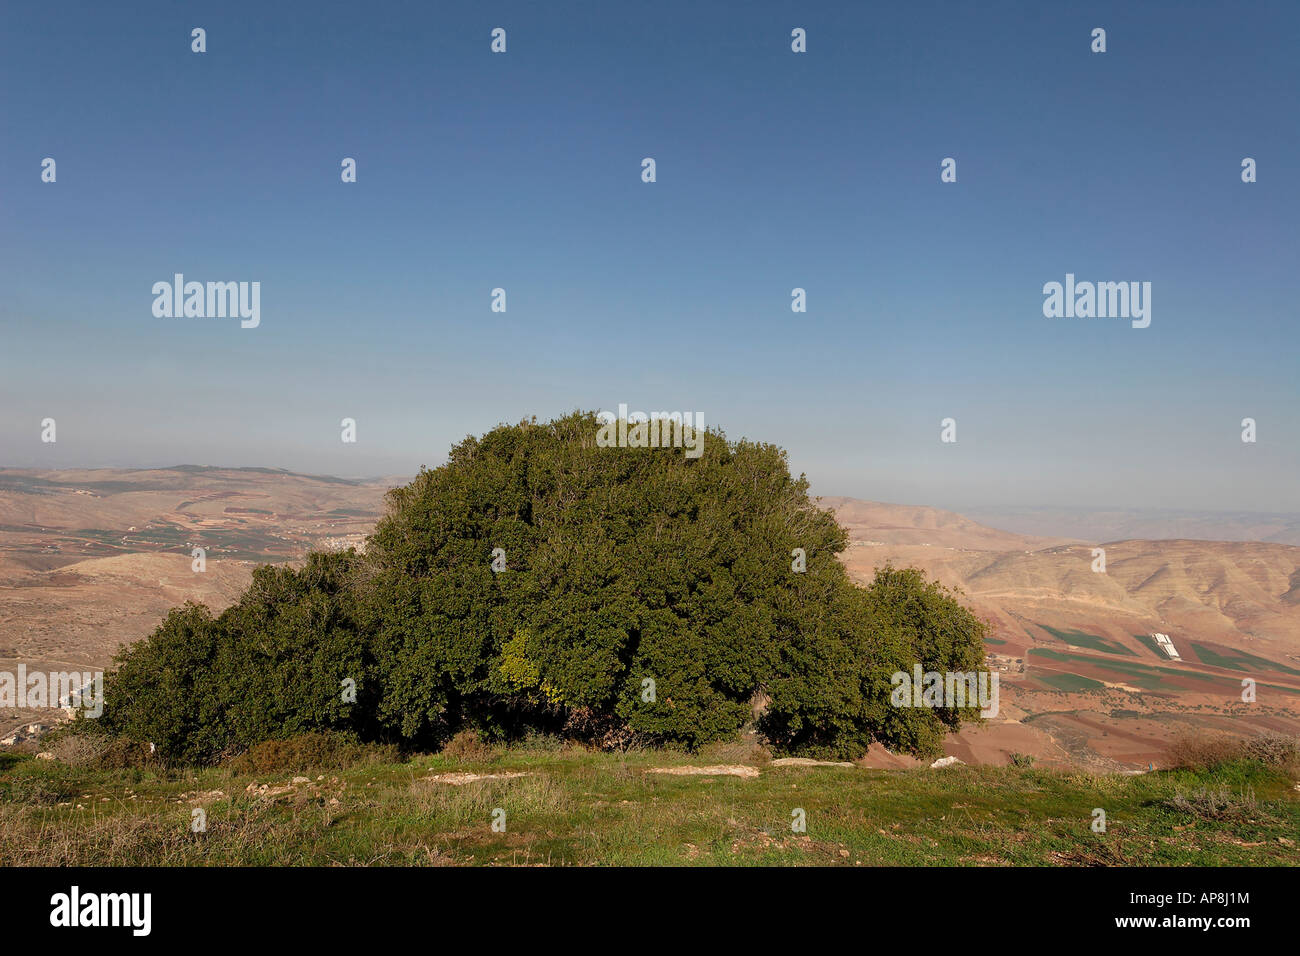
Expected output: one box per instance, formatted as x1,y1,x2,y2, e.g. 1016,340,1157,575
829,499,1300,770
0,467,396,738
963,505,1300,548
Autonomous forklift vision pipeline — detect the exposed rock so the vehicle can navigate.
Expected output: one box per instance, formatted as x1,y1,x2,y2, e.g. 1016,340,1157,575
929,755,965,769
2,722,53,747
646,765,760,778
245,781,295,799
423,771,531,785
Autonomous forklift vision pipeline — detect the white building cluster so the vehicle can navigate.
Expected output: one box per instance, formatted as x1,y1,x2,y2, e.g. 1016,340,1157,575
1151,633,1182,661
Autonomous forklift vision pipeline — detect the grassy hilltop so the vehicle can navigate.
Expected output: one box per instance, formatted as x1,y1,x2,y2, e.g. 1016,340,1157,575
2,734,1296,866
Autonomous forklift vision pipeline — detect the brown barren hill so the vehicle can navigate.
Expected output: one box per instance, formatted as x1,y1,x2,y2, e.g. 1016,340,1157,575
0,467,397,739
824,497,1300,770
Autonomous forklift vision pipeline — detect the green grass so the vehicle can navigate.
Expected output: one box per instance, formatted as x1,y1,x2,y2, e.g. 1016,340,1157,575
1133,633,1167,659
1039,625,1136,656
1190,643,1300,677
1,746,1296,866
1035,672,1106,693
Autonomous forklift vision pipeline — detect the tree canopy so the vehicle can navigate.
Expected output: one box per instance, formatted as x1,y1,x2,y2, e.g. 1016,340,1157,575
100,412,988,763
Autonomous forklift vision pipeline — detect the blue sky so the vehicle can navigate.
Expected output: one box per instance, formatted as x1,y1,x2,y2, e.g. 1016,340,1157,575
2,1,1297,513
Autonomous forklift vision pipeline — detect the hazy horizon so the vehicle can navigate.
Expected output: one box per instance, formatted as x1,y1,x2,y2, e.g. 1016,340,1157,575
4,462,1300,537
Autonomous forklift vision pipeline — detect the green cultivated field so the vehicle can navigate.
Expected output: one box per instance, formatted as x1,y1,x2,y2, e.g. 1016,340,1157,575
1190,643,1300,677
1035,672,1106,693
1,746,1296,867
1030,648,1168,691
1134,633,1166,658
1039,625,1136,657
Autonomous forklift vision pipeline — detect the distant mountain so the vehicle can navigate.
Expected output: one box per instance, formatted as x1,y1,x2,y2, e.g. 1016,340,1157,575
827,496,1300,649
0,467,397,540
815,497,1076,551
960,506,1300,548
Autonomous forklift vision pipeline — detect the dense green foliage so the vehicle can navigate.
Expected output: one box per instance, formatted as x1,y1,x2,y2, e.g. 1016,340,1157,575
100,412,989,763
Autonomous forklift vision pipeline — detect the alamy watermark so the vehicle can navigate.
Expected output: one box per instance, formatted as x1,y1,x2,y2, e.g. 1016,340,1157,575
152,274,260,328
596,404,705,459
50,886,151,936
1042,273,1150,328
890,665,999,718
1,666,103,718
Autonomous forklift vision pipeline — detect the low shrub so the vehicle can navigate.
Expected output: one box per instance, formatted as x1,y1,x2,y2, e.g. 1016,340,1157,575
44,732,109,767
94,738,160,770
1165,731,1300,773
440,728,493,762
1165,784,1258,821
1165,732,1245,770
1243,731,1300,771
226,732,395,774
